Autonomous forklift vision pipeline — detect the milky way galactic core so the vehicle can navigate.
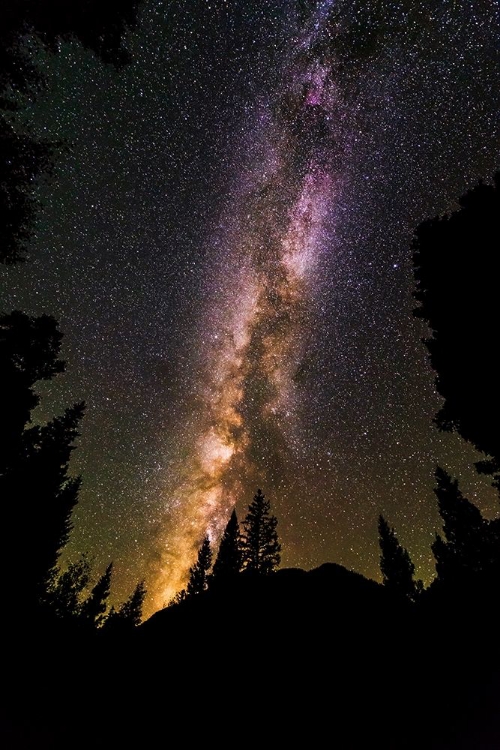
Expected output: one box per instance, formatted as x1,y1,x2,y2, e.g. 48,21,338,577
155,1,354,606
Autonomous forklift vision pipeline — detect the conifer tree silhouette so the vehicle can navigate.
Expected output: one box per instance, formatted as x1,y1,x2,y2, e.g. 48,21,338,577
241,489,281,575
105,580,146,630
378,515,421,602
0,311,64,474
0,0,142,263
4,402,85,613
186,536,212,597
413,174,500,485
432,466,487,582
44,554,91,621
81,562,113,628
0,312,85,615
212,510,242,584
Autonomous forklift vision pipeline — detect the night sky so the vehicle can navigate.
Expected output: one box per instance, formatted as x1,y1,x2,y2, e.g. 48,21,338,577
2,0,500,617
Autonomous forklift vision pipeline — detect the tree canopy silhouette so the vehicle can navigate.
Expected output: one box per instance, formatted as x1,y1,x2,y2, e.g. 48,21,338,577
0,123,58,264
0,0,141,263
211,509,242,584
0,311,65,472
413,173,500,483
1,0,141,78
431,466,494,583
46,558,114,627
186,535,212,597
0,312,84,614
80,562,113,628
241,489,281,575
378,514,420,602
44,554,91,622
15,403,85,610
105,580,146,631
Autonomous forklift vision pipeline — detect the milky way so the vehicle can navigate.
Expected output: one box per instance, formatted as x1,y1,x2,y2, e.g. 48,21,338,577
154,2,353,606
1,0,500,616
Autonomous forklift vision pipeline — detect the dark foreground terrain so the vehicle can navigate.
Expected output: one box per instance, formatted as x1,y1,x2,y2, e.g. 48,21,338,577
4,563,500,749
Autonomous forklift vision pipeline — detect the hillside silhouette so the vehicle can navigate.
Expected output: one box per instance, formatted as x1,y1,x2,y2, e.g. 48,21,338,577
5,559,500,749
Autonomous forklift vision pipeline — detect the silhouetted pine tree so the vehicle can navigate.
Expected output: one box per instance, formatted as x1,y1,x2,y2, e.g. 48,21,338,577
186,536,212,597
3,401,85,614
378,515,420,602
80,562,113,628
432,466,487,582
0,311,64,474
105,580,146,631
413,174,500,485
44,555,91,622
0,312,85,615
170,589,187,606
27,405,84,596
211,510,242,584
241,489,281,575
1,0,142,263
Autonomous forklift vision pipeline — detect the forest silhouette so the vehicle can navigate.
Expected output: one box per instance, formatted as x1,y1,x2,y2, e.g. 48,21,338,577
2,2,500,748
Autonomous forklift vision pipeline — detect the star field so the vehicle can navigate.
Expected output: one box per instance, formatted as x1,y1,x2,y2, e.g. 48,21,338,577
1,0,500,616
